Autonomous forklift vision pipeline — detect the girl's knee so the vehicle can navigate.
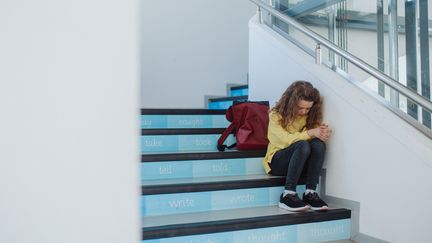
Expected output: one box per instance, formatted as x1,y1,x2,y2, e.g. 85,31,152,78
296,140,311,155
310,138,326,152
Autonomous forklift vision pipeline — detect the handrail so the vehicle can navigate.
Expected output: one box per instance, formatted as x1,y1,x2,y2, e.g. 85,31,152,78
250,0,432,113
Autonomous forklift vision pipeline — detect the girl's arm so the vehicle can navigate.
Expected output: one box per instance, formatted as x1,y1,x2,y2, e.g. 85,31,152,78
267,113,311,148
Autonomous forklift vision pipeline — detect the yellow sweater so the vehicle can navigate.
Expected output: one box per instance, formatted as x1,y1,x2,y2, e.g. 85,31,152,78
262,111,312,174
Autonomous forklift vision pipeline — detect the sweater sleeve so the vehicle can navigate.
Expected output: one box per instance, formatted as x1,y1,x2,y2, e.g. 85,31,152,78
267,112,312,149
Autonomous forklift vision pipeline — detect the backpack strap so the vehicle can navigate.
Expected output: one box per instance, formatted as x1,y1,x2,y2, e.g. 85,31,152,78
217,122,236,151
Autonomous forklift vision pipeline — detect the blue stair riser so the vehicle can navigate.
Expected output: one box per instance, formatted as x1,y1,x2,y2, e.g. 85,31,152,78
208,101,234,110
143,186,283,216
142,158,265,180
142,218,351,243
230,88,248,97
141,134,235,153
142,186,307,216
141,115,228,129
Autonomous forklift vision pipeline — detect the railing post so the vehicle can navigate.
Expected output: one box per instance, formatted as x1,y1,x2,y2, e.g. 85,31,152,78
328,5,336,67
405,0,418,120
377,0,385,98
388,0,399,107
268,0,274,7
266,0,274,25
257,6,262,24
419,0,431,128
315,43,322,65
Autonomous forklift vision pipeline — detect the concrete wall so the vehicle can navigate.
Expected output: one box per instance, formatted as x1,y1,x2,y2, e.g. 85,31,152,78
140,0,256,108
249,18,432,243
0,1,141,243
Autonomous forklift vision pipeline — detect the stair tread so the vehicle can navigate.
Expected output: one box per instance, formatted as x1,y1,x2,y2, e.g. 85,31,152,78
142,205,351,239
141,108,226,115
142,174,278,186
141,150,266,162
141,128,226,135
143,205,348,228
208,95,248,102
230,84,248,90
142,174,284,195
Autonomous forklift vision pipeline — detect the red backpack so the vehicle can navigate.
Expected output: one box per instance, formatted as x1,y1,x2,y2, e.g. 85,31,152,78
217,101,270,151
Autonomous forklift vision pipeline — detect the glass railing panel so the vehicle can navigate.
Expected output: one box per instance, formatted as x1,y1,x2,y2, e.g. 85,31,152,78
258,0,432,134
301,1,383,70
262,0,432,130
419,0,432,128
271,0,384,76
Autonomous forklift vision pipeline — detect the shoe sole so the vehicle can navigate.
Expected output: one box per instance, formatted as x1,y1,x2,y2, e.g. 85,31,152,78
278,202,309,212
310,205,329,211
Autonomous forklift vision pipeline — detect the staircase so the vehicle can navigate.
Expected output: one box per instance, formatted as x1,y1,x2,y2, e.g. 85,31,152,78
207,85,248,110
141,84,352,242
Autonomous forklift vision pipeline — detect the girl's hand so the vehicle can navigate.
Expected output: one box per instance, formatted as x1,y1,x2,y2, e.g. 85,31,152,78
307,127,321,138
318,124,332,141
308,124,332,141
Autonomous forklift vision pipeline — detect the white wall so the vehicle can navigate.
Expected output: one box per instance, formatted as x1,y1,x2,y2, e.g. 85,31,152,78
249,18,432,243
0,1,140,243
141,0,256,108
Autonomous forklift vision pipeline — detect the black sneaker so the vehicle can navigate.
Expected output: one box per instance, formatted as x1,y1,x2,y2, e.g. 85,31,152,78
302,192,329,211
278,193,309,212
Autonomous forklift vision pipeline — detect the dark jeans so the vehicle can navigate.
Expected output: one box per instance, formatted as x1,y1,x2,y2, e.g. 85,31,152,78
270,138,326,191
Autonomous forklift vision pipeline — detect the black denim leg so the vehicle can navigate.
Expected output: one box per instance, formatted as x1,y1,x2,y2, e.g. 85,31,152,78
304,138,326,190
270,140,311,191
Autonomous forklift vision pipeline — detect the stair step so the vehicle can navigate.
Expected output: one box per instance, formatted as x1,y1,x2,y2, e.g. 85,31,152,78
208,95,248,110
142,150,266,162
141,109,227,115
141,109,228,129
141,150,267,180
141,128,235,153
141,175,309,216
142,206,351,242
142,175,285,194
208,96,249,103
229,84,249,97
142,128,226,135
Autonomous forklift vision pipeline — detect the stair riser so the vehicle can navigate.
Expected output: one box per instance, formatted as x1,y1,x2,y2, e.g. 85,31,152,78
143,186,283,216
142,218,351,243
141,134,235,153
142,186,307,216
141,115,228,129
142,158,265,180
208,101,234,110
230,88,248,97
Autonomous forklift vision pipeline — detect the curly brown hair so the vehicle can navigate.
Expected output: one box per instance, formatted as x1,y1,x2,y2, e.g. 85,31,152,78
272,80,323,129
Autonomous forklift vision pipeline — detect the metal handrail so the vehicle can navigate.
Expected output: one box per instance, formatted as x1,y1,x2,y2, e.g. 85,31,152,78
250,0,432,113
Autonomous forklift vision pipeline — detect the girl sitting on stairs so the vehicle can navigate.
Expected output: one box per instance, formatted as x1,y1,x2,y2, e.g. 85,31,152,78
263,80,332,212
